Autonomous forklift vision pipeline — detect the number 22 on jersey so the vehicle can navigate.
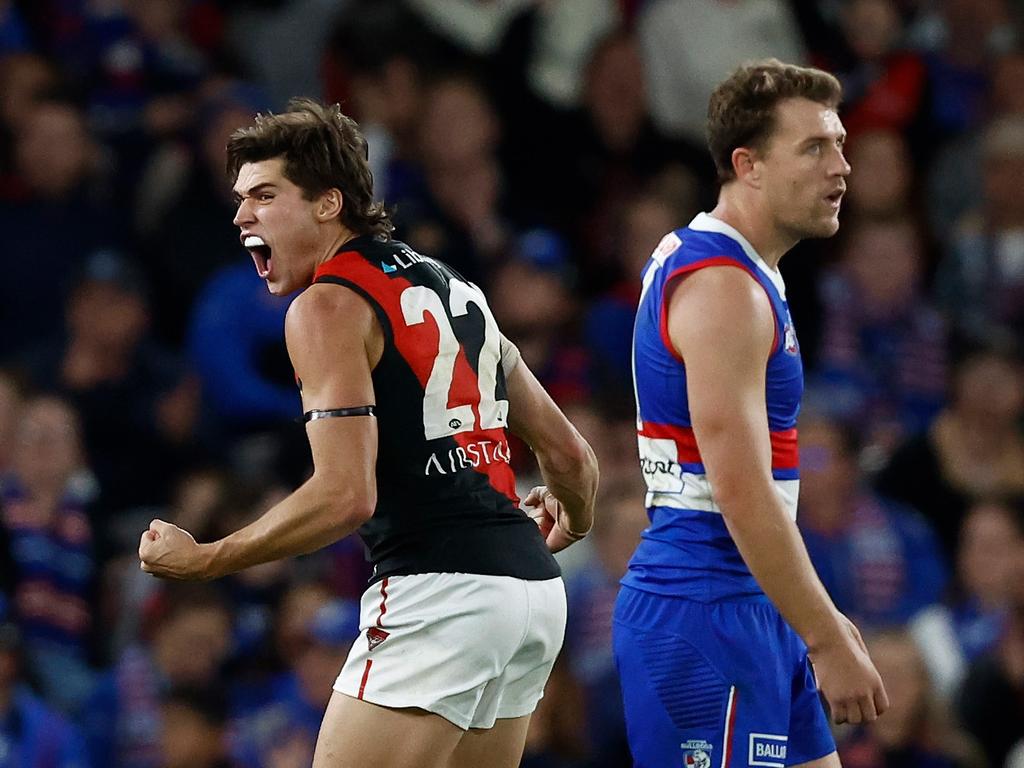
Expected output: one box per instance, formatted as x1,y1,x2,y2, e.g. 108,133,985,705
400,279,509,440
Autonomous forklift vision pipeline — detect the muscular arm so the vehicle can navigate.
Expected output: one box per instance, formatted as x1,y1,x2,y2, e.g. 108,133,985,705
204,284,380,577
142,283,381,579
668,267,843,648
505,356,598,541
669,266,887,725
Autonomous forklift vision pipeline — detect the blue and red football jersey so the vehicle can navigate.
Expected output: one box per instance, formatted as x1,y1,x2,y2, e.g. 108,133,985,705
624,213,804,601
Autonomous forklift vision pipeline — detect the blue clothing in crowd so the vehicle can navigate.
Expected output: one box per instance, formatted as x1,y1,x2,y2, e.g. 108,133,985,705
0,687,88,768
802,494,949,628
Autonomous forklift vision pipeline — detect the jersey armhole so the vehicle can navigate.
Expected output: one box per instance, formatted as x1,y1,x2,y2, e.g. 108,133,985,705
314,275,394,353
658,257,780,364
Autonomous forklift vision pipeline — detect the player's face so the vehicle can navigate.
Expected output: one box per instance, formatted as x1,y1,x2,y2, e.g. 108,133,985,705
758,98,850,241
233,157,323,295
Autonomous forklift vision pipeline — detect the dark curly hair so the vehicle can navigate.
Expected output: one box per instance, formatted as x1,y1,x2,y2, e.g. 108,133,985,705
226,98,393,238
707,59,842,184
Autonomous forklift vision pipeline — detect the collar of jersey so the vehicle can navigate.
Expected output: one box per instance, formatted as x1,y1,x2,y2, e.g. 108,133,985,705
688,212,787,298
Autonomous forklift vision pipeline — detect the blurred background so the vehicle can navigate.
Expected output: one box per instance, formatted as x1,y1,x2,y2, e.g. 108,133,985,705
0,0,1023,765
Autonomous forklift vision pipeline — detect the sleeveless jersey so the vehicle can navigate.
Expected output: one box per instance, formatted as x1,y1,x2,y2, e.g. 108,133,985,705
313,236,559,583
623,213,803,601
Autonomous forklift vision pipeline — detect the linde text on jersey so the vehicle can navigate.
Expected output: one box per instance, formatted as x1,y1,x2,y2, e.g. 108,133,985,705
425,439,512,475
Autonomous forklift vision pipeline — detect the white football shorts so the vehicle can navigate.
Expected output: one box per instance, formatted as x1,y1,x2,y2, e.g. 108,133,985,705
334,572,567,730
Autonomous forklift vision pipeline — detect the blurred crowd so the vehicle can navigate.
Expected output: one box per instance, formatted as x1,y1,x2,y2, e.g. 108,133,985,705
1,0,1024,766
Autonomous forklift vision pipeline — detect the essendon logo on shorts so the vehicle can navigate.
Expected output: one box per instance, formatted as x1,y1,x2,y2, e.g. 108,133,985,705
366,627,390,651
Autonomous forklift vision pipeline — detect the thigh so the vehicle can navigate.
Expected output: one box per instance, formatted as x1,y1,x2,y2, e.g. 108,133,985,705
613,590,793,768
313,691,463,768
447,715,532,768
613,601,737,768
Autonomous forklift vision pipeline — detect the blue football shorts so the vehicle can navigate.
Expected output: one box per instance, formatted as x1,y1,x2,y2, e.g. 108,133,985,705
613,585,835,768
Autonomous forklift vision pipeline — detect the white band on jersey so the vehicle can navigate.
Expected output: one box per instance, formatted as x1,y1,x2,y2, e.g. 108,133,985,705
499,333,522,378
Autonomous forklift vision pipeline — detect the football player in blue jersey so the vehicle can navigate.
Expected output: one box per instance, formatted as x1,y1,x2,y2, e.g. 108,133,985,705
614,59,888,768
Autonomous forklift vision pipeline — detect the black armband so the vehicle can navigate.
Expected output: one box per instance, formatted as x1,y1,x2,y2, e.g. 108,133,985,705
300,406,376,423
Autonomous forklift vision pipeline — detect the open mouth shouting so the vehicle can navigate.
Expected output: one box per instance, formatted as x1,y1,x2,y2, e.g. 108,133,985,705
244,235,273,278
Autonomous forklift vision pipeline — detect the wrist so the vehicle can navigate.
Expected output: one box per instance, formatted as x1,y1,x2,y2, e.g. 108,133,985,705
196,541,223,580
803,611,847,654
560,523,590,541
558,511,592,541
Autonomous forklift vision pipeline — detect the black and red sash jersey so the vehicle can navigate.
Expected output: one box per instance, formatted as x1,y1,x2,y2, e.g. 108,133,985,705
313,236,560,583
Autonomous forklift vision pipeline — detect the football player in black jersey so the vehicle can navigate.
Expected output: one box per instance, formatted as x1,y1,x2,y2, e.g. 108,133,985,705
138,99,598,768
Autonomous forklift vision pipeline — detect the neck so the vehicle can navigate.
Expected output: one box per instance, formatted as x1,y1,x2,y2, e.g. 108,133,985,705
316,225,361,269
710,187,796,269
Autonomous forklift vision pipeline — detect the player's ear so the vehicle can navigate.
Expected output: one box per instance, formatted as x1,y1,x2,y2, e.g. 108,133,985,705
317,188,343,221
732,147,762,189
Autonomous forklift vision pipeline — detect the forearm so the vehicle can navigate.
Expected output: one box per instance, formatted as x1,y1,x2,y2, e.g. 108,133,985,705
720,492,845,650
201,478,371,579
535,441,599,534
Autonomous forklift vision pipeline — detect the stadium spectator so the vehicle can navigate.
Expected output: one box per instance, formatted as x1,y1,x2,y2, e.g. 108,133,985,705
935,115,1024,343
187,262,297,432
488,230,592,405
957,588,1024,766
637,0,805,145
224,0,349,111
159,686,236,768
0,618,89,768
0,394,98,713
843,129,916,223
23,250,200,528
926,48,1024,240
798,416,948,629
394,73,509,285
0,51,60,175
562,33,699,279
563,482,647,767
912,498,1024,698
810,218,947,450
195,482,297,676
232,598,359,768
82,584,233,768
140,81,271,347
584,182,697,402
51,0,208,142
838,629,982,768
0,96,120,360
829,0,929,144
913,0,1017,140
324,2,446,203
876,344,1024,558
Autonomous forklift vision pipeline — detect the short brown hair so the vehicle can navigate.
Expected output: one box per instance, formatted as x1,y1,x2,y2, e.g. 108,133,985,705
707,59,842,183
226,98,393,238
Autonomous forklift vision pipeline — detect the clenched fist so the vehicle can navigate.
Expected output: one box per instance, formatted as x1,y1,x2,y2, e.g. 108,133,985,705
138,519,211,580
523,485,588,554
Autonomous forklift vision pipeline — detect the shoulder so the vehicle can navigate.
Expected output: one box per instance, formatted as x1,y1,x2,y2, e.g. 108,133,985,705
285,282,376,338
665,266,775,365
669,265,774,331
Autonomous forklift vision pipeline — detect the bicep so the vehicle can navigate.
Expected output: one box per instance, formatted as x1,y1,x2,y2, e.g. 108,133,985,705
285,285,379,483
666,268,776,487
